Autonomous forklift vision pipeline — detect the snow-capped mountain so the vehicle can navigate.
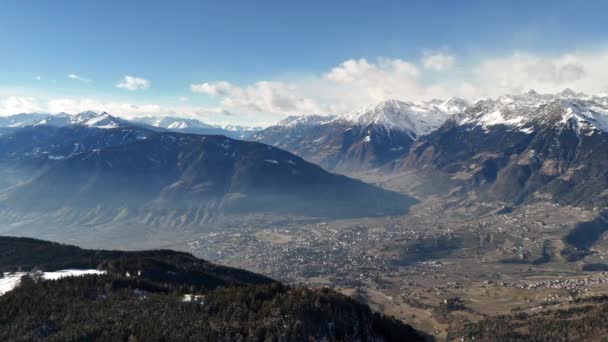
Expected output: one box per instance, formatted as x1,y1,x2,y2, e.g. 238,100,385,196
0,111,128,129
0,112,262,139
132,116,261,139
340,98,466,137
399,90,608,207
454,89,608,134
276,114,338,127
251,98,468,173
0,113,51,128
133,116,216,130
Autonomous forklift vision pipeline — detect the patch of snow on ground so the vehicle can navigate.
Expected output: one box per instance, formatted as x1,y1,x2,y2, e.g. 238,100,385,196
476,110,525,128
0,272,26,295
42,269,106,280
0,269,105,296
519,127,535,134
264,159,279,164
183,294,205,303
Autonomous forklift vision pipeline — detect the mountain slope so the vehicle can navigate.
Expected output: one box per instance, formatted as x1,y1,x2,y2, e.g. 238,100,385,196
398,90,608,206
0,236,423,342
252,99,467,173
0,124,416,234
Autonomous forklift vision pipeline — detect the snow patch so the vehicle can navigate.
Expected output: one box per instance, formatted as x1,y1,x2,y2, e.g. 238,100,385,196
183,294,205,303
0,273,25,295
0,269,105,296
83,114,120,129
42,269,106,280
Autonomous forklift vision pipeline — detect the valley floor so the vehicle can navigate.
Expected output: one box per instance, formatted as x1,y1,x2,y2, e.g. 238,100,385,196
3,171,607,340
165,199,608,341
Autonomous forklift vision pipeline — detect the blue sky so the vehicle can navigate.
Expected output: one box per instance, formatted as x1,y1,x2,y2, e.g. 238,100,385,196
1,0,608,125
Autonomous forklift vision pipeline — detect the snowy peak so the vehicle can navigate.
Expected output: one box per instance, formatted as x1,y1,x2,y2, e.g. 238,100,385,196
434,97,469,114
456,90,608,133
0,113,50,128
221,124,263,132
80,113,125,129
277,114,338,127
559,99,608,132
0,111,120,129
131,116,261,138
135,116,216,130
341,98,467,137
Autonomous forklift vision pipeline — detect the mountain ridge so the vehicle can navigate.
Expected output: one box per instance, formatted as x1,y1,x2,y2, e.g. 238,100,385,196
252,98,468,173
0,235,424,342
397,90,608,207
0,123,416,240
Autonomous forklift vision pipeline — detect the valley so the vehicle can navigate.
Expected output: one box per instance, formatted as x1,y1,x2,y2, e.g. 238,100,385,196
168,199,608,340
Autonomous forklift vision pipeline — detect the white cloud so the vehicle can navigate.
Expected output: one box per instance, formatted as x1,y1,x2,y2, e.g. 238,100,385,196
189,49,608,124
0,96,42,115
191,80,324,115
190,81,235,96
67,74,91,83
116,75,151,91
35,76,42,81
422,52,455,71
467,52,605,98
321,57,423,108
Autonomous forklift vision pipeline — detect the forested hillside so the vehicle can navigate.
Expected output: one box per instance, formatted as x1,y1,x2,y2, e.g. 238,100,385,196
0,236,424,341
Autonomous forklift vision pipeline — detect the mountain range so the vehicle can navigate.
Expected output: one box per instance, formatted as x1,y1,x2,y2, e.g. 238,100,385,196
399,90,608,207
249,90,608,208
251,98,468,173
1,89,607,239
0,112,415,243
132,116,261,139
0,112,261,139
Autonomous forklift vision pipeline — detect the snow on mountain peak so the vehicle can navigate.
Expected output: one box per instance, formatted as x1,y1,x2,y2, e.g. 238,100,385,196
456,91,608,133
81,113,123,129
341,98,468,136
277,114,338,127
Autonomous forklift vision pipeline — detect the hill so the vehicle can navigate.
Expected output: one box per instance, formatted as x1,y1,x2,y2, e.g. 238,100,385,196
0,236,423,341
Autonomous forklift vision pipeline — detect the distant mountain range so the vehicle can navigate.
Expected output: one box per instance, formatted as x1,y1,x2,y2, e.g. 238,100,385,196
0,113,415,242
251,90,608,207
0,112,262,139
0,89,606,227
251,98,468,173
132,116,261,139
